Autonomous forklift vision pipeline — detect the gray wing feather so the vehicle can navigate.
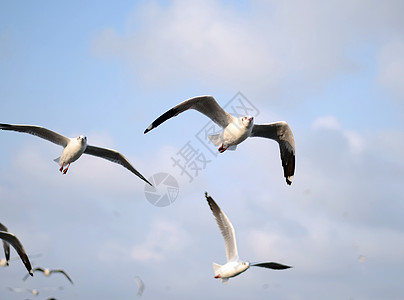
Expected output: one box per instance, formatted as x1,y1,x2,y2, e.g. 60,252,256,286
205,192,238,262
144,96,234,133
0,231,33,276
23,267,45,281
0,123,69,147
0,223,10,263
250,121,295,185
52,269,74,284
84,145,152,186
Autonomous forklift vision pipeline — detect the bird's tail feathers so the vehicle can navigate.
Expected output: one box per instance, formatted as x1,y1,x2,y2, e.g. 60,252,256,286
212,262,221,275
213,263,230,284
53,157,61,165
207,134,222,146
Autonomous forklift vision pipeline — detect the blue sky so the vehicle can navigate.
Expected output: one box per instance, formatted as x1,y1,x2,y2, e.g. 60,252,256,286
1,1,404,299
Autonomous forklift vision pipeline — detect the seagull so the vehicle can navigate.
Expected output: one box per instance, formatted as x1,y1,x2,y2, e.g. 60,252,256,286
135,276,145,297
0,226,33,276
0,123,152,186
7,287,40,296
8,286,63,296
23,267,74,284
144,96,295,185
205,192,291,284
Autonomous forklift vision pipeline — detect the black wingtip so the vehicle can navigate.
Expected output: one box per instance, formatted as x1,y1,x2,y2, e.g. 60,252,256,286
143,177,153,187
279,264,292,270
0,123,12,129
252,262,292,270
144,124,153,134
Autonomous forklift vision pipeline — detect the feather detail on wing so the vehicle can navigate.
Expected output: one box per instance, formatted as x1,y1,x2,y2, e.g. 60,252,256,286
0,223,10,263
84,145,152,186
250,121,295,185
52,269,74,284
205,192,238,262
0,231,32,276
144,96,234,133
0,124,70,147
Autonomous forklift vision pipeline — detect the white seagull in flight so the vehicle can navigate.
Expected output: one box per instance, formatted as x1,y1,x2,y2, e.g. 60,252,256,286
144,96,295,185
0,223,33,276
0,123,152,186
23,267,74,284
8,286,64,296
205,192,291,284
135,275,145,297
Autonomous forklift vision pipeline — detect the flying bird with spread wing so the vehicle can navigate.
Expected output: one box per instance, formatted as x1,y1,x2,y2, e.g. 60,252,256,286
23,267,74,284
8,286,63,296
135,276,145,297
0,123,152,186
144,96,295,185
0,223,33,276
205,192,291,284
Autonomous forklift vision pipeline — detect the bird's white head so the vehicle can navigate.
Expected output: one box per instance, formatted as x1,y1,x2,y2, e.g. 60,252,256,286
235,261,250,275
240,116,254,128
77,135,87,145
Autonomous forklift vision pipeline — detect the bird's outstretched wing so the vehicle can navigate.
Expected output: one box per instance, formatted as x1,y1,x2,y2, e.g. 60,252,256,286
0,231,33,276
251,262,292,270
0,123,70,147
0,223,10,264
52,269,74,285
84,145,152,186
205,192,238,262
23,267,46,281
144,96,235,133
250,121,295,185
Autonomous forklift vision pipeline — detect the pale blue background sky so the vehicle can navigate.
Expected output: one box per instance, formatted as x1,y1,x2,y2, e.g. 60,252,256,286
1,1,404,299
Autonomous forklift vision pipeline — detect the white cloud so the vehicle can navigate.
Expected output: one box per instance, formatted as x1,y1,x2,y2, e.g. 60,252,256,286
343,129,365,154
92,0,404,99
92,0,281,91
311,115,341,130
312,115,365,154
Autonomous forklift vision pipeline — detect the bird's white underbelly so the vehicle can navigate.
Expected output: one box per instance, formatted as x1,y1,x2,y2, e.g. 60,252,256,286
221,123,251,146
60,142,86,164
219,261,249,278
